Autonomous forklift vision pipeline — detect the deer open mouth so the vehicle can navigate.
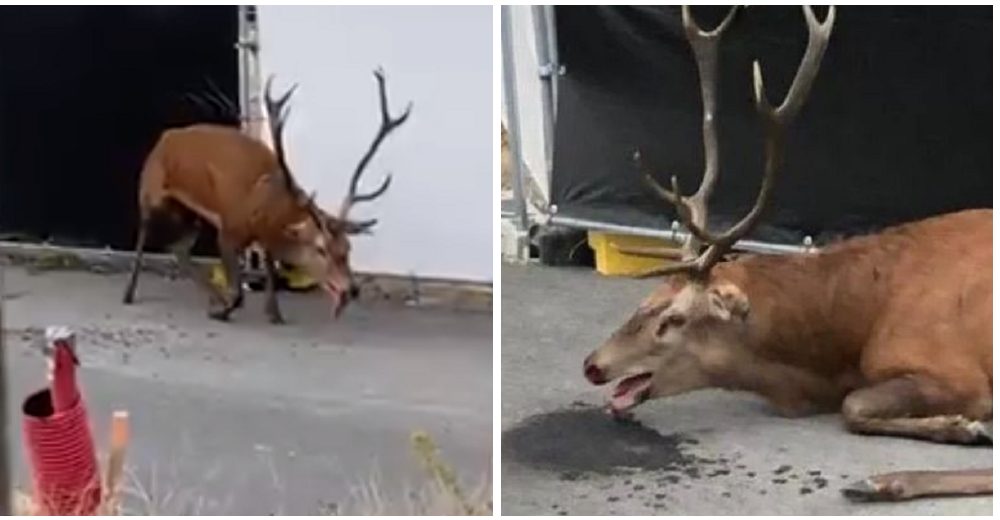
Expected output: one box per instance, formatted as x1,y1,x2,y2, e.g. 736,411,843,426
610,372,653,412
323,282,347,318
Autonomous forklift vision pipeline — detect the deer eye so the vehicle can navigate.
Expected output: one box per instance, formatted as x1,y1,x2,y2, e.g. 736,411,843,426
655,321,669,337
656,315,686,336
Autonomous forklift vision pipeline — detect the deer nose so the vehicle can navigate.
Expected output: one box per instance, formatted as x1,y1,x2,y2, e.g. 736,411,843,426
583,354,608,385
348,284,360,300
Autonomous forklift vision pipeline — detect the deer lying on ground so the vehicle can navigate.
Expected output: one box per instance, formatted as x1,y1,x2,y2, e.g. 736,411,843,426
582,6,991,502
123,68,411,323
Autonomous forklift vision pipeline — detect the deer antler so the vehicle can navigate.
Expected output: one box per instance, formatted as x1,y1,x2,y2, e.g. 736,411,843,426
640,5,834,280
263,75,300,193
638,5,739,261
339,67,413,223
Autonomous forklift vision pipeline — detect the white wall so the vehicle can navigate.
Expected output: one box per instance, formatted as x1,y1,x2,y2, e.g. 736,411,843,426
257,6,492,282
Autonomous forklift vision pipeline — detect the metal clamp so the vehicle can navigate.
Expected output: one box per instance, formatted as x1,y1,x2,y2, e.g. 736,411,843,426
234,39,259,52
538,62,565,79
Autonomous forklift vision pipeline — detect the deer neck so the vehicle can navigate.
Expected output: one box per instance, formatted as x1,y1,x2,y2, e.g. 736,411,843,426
714,250,888,378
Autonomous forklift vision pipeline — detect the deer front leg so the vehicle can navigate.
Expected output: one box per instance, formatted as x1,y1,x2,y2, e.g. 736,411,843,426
839,375,992,502
263,252,285,325
209,237,244,322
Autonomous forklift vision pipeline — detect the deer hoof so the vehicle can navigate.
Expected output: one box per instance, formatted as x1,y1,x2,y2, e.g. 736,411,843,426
208,308,231,322
967,420,992,444
268,313,285,325
841,477,903,502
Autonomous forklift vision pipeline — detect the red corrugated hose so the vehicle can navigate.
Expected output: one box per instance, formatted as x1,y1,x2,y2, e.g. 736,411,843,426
21,327,100,515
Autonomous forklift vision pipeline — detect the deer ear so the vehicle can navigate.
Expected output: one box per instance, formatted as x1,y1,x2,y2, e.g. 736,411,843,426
708,282,749,322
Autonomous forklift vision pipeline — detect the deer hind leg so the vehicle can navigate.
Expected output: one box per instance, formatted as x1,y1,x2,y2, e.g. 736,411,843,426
122,214,150,304
841,375,991,444
168,221,229,316
839,375,992,501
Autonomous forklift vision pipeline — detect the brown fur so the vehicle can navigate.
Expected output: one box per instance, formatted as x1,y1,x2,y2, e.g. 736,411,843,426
138,125,324,254
122,123,353,323
709,208,991,413
123,69,409,323
584,209,992,500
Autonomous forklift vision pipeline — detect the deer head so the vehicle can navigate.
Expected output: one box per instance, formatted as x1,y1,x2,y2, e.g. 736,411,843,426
263,68,412,317
583,6,834,414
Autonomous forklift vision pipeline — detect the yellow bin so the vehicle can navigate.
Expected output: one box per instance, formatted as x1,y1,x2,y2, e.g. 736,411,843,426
587,231,682,277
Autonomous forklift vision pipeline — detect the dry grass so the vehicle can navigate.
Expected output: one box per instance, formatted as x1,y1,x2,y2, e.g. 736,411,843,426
330,431,492,516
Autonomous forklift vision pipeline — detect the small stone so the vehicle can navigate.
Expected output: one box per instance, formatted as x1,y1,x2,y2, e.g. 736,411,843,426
799,487,813,495
772,478,787,484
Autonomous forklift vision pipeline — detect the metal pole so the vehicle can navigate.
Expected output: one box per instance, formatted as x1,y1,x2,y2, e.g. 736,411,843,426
237,6,248,129
501,6,531,233
549,214,817,256
541,5,561,116
531,5,556,178
0,263,10,516
236,5,262,139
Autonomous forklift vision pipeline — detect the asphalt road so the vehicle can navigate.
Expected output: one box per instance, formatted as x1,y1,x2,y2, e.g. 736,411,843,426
2,265,491,515
500,263,991,516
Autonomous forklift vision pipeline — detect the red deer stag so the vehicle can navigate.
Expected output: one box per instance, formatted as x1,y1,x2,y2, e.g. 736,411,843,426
123,68,411,323
582,6,991,502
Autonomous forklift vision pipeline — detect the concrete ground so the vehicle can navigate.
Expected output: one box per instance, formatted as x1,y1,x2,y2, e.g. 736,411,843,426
2,265,491,515
501,263,991,516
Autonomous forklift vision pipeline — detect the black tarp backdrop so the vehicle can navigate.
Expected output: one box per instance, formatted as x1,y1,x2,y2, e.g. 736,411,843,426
551,6,992,244
0,6,238,250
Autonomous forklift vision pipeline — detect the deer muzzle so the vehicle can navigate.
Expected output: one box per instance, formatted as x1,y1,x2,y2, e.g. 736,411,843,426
583,354,609,385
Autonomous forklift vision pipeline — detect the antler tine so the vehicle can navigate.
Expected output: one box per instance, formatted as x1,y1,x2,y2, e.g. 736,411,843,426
635,259,703,279
642,6,739,261
635,150,680,205
682,4,738,38
341,67,413,219
754,6,835,124
639,5,833,281
688,5,834,274
263,75,300,192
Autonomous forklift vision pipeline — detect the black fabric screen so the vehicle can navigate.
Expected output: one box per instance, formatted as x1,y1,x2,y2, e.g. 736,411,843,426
0,6,238,250
551,6,991,244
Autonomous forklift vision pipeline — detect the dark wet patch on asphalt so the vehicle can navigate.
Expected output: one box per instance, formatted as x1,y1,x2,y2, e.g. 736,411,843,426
501,406,701,475
504,406,843,513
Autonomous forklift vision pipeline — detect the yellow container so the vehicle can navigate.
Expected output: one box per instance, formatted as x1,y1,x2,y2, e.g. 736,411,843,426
210,262,318,291
587,231,682,277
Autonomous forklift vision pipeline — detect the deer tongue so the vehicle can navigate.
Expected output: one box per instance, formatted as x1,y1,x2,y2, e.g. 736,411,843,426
323,282,347,319
609,373,652,412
